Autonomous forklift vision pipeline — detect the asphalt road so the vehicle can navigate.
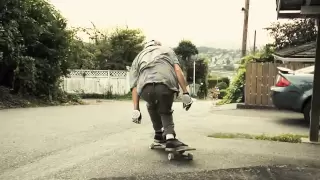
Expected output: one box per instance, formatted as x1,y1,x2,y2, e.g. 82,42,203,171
0,100,320,180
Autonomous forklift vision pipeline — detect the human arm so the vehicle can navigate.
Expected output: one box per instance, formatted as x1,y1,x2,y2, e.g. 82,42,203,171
131,87,140,110
129,57,142,123
129,57,140,110
174,64,188,94
167,48,189,93
167,48,193,110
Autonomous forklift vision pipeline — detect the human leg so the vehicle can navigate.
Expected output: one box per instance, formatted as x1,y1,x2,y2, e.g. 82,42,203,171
154,84,175,137
155,84,187,149
140,84,164,142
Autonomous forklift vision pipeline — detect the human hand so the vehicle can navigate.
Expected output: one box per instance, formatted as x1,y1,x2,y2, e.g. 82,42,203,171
132,109,142,124
181,93,193,111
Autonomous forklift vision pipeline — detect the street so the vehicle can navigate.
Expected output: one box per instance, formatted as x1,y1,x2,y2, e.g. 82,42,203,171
0,100,320,180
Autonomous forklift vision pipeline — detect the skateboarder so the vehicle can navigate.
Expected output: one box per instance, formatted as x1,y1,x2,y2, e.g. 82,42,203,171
129,40,193,150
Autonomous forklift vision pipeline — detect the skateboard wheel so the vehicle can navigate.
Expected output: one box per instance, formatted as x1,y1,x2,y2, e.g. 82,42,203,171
179,151,185,154
149,143,155,149
168,153,175,161
187,153,193,160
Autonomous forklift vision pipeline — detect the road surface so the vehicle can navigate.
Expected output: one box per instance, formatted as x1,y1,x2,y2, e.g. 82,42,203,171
0,100,319,179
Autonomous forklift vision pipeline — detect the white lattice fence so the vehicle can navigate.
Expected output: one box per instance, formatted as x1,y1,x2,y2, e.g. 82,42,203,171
62,70,130,95
68,70,127,78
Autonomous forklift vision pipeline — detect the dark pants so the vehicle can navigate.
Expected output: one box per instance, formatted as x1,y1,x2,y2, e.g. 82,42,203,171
140,83,175,136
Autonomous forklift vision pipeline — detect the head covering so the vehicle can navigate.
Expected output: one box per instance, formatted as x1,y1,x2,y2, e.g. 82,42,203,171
143,40,161,49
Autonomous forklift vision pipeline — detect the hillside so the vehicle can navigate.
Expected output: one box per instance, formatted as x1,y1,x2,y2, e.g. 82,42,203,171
197,46,242,67
197,46,241,79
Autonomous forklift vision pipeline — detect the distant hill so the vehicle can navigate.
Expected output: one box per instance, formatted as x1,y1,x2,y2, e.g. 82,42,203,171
197,46,242,67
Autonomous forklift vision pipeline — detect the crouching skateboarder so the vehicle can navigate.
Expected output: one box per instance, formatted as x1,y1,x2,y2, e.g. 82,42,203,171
129,40,193,150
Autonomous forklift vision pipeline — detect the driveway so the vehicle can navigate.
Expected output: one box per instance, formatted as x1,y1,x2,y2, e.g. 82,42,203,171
0,100,319,179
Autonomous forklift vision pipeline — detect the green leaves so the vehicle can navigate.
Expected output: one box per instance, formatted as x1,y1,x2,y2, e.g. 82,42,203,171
218,45,274,105
174,40,198,61
0,0,73,98
68,26,145,70
265,18,317,50
106,28,145,70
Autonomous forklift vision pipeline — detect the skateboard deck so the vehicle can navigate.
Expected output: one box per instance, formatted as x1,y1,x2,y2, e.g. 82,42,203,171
149,142,196,161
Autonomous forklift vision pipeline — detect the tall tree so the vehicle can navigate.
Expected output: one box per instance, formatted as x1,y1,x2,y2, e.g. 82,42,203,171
265,18,317,49
67,29,96,69
0,0,73,98
104,28,145,70
173,40,198,77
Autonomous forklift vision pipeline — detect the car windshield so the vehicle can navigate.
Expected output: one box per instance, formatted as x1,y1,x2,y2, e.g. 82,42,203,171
295,65,314,74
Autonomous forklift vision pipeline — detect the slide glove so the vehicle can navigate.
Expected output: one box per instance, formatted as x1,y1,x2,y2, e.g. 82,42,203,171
132,109,142,124
181,92,193,111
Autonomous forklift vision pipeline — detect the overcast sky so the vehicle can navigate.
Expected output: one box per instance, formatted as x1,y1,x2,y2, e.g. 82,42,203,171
49,0,285,49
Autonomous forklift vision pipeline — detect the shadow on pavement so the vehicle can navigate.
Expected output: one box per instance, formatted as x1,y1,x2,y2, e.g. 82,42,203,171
277,118,309,128
90,165,320,180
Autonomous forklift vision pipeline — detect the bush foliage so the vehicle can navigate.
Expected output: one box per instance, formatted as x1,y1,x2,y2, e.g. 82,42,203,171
0,0,72,99
0,0,146,106
218,46,274,105
216,82,228,90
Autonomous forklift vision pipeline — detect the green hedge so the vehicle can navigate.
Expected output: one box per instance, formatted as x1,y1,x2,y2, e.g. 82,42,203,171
218,89,227,99
218,68,245,104
216,82,228,90
208,77,230,89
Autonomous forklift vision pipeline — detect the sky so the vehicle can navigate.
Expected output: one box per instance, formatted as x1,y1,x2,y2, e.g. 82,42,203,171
49,0,285,50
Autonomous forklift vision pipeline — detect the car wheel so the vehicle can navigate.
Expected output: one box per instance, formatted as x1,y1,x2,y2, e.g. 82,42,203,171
303,100,311,123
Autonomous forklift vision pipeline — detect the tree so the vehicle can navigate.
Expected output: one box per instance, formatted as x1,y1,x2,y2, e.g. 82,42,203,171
174,40,198,61
173,40,198,77
0,0,73,99
102,28,145,70
66,26,146,70
186,57,209,98
186,58,208,83
265,18,317,49
67,25,112,70
67,33,96,69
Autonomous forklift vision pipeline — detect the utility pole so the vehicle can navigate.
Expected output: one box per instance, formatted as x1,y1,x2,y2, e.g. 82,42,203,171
241,0,250,57
192,55,198,96
253,30,257,53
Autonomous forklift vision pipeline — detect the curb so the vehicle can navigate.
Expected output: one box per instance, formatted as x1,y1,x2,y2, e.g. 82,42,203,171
301,137,320,145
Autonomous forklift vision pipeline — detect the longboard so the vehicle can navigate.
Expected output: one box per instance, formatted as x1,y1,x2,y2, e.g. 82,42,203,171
149,142,196,161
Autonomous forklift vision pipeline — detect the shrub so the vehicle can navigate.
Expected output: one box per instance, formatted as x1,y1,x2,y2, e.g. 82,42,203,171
218,66,246,105
216,82,228,90
220,77,230,86
208,79,218,89
217,46,275,105
207,76,230,89
218,89,227,99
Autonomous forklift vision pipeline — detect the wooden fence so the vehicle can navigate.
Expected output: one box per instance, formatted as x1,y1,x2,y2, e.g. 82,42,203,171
244,62,314,107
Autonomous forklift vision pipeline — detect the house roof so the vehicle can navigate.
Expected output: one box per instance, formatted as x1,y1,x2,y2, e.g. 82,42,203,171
273,41,316,58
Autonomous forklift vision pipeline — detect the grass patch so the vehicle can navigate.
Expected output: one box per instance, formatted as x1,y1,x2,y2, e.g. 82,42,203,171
208,132,309,143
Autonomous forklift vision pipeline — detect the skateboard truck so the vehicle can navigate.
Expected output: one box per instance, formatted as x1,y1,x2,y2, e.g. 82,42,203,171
149,142,195,161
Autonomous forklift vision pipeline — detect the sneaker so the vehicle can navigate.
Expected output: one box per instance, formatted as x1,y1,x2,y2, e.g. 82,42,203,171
165,138,188,151
154,131,165,143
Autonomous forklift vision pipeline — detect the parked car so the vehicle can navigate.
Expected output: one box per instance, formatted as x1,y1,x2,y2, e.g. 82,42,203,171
270,65,315,123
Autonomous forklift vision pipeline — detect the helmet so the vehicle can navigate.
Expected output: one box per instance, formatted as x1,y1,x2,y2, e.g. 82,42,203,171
144,40,161,49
